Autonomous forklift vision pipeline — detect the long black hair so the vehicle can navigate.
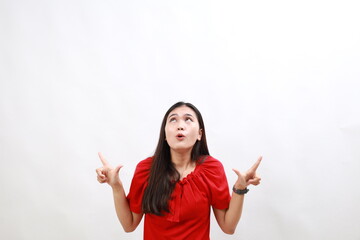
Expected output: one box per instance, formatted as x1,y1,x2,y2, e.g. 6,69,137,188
142,102,210,215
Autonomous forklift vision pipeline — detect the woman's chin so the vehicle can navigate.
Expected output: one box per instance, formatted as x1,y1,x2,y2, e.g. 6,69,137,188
170,145,193,154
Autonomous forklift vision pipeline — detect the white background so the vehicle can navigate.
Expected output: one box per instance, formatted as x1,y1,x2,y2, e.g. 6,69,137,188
1,0,359,239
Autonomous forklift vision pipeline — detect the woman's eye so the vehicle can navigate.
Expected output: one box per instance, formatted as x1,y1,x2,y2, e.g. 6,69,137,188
186,118,193,122
169,118,176,122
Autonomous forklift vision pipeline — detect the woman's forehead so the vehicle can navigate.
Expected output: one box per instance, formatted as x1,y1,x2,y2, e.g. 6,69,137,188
168,106,197,118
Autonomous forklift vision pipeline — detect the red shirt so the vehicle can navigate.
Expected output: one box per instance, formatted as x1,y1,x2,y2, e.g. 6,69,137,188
127,156,231,240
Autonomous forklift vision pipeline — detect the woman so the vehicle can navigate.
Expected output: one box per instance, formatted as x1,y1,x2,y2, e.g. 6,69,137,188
96,101,262,239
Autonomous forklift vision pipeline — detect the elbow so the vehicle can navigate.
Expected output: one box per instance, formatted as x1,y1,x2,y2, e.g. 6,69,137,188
122,224,137,233
123,226,136,233
222,227,235,235
224,230,235,235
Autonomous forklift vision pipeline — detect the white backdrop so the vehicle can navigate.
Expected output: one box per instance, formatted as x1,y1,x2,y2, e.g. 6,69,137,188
1,0,359,239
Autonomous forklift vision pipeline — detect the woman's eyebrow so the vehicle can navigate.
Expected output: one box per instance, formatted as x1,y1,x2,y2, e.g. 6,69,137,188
168,113,194,119
168,113,178,119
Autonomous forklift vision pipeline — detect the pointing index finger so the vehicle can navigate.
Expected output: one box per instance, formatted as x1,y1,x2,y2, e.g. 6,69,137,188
98,152,109,166
249,156,262,172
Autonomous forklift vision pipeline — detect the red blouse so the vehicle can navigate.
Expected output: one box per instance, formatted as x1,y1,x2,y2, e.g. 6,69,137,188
126,156,231,240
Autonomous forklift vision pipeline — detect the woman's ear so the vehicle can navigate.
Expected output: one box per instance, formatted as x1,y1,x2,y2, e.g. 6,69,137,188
198,129,203,141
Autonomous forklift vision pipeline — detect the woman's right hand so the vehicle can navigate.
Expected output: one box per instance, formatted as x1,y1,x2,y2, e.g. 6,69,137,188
96,152,123,188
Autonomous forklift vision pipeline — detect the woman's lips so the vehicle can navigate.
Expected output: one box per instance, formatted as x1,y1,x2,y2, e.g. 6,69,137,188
176,133,186,140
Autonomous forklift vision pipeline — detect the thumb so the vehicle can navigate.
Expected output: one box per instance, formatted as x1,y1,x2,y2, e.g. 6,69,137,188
115,165,123,174
232,168,241,176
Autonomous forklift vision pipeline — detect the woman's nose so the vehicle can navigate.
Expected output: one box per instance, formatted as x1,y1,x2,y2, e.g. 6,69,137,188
177,126,184,130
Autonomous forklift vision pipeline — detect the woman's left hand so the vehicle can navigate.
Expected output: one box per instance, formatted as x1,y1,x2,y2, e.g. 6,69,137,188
232,156,262,190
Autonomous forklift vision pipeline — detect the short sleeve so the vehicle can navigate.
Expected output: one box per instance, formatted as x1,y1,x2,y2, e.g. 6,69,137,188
202,157,231,209
126,157,152,214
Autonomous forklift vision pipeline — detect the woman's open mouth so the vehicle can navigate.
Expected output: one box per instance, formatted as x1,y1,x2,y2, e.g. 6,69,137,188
176,133,186,140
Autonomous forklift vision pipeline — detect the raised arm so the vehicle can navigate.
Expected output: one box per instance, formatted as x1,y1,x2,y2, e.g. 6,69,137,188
96,152,143,232
213,156,262,234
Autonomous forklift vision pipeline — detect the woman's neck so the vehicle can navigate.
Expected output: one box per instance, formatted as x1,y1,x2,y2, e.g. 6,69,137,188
170,150,192,169
170,150,196,180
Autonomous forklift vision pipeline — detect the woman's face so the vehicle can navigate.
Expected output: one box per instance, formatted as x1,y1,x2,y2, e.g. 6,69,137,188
165,105,202,154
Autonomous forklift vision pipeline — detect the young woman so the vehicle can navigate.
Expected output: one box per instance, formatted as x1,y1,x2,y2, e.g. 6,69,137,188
96,101,262,240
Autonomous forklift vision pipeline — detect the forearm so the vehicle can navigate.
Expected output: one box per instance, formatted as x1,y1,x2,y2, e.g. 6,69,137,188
112,184,137,232
223,192,245,233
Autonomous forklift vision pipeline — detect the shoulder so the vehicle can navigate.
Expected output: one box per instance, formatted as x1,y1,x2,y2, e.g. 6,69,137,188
200,155,224,168
133,157,152,178
197,156,229,189
198,155,226,174
136,156,153,169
